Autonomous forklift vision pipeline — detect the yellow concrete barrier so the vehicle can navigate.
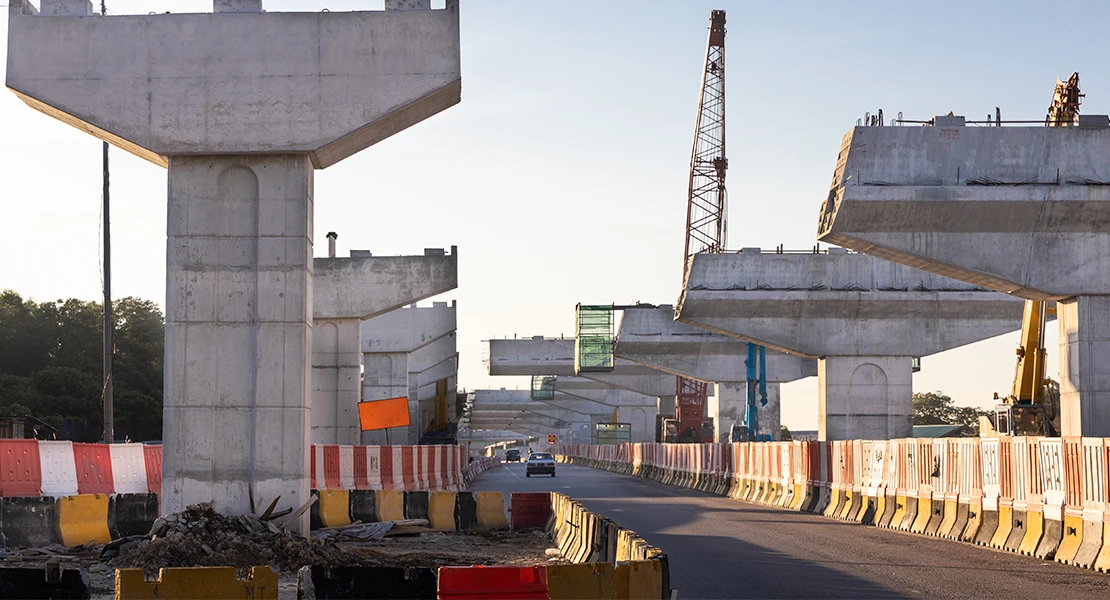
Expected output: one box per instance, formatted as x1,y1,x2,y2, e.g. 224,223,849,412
1094,523,1110,572
622,560,663,599
116,566,277,600
317,490,351,528
547,562,617,599
428,491,458,530
57,494,111,546
375,490,405,522
990,505,1013,548
475,491,509,529
1056,514,1084,564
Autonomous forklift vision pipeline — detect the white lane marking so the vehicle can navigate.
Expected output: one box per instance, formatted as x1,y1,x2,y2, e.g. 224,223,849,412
503,464,521,479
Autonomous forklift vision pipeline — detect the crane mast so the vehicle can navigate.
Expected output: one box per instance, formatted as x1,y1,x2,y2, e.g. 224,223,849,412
673,10,728,444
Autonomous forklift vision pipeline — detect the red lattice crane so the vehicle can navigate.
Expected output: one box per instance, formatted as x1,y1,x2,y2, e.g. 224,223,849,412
673,10,728,443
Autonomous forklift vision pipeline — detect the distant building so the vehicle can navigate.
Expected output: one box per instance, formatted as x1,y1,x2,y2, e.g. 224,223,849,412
0,415,58,440
790,430,818,441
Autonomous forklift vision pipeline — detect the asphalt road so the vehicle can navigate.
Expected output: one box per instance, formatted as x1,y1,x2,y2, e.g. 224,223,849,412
471,462,1110,599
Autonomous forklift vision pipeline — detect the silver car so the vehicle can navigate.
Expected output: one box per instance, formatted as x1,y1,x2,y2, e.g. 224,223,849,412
525,452,556,477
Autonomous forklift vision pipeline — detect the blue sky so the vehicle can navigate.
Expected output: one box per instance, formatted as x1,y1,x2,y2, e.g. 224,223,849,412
2,1,1105,429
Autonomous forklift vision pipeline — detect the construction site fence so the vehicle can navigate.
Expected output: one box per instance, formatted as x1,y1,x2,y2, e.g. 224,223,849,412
310,444,475,492
0,441,484,498
556,437,1110,573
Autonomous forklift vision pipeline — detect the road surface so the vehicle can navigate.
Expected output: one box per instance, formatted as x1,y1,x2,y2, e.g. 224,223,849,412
471,461,1110,599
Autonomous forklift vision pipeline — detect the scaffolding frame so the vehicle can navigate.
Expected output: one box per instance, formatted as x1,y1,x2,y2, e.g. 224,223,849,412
574,304,615,373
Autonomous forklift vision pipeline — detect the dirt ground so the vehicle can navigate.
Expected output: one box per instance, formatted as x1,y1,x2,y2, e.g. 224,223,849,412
5,503,564,599
82,528,561,599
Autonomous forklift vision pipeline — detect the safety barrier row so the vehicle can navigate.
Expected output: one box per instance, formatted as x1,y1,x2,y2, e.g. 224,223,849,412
0,439,161,498
309,444,466,491
464,456,500,484
558,437,1110,573
311,489,512,530
0,492,159,548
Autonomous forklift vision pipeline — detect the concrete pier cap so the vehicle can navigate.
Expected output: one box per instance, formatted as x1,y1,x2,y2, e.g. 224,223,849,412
817,123,1110,436
615,305,818,441
6,0,462,168
676,250,1027,440
6,0,462,532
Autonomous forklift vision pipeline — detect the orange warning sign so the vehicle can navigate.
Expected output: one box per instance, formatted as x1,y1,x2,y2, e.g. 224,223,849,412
358,397,411,431
548,434,556,444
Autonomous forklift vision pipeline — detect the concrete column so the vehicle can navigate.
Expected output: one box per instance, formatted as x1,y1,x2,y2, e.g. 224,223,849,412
1059,296,1110,437
657,395,676,416
311,318,362,445
163,155,312,531
362,352,409,445
716,381,781,442
407,375,421,444
818,356,912,441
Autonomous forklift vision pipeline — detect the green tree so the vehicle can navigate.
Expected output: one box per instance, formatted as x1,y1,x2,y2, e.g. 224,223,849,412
780,425,793,441
912,391,955,425
913,391,989,434
0,290,165,442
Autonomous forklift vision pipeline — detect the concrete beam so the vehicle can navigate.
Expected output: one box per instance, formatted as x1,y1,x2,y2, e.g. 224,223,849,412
677,251,1026,440
817,125,1110,300
316,251,457,321
6,0,462,168
615,306,817,383
363,301,457,353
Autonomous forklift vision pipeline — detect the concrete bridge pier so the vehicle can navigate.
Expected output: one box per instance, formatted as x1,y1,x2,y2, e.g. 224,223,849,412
312,253,457,446
817,123,1110,437
6,0,462,531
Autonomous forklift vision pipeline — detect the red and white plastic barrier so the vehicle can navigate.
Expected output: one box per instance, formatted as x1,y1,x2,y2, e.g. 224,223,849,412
0,440,162,498
309,444,467,492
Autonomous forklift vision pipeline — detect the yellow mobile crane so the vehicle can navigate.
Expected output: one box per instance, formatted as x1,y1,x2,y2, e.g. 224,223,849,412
989,73,1080,436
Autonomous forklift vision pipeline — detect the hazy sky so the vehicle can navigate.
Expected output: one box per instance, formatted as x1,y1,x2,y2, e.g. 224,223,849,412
2,0,1105,429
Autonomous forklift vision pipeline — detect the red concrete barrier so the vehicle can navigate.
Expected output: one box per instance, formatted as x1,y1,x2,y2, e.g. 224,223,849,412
438,565,548,599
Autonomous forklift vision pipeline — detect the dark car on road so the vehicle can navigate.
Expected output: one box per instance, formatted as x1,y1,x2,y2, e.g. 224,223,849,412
526,452,556,477
505,449,521,462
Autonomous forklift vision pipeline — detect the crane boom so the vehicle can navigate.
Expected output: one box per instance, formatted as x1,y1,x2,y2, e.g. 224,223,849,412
673,10,728,444
683,9,728,270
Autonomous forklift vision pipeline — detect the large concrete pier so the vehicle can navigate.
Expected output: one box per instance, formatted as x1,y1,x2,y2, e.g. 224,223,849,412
6,0,461,530
676,250,1026,440
817,123,1110,436
361,301,458,445
312,249,457,446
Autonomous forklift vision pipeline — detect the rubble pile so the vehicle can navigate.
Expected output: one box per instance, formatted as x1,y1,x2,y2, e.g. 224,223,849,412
109,503,354,574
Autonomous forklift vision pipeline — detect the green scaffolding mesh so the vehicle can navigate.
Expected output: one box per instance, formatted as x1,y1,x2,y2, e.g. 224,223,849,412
530,375,556,401
575,304,615,373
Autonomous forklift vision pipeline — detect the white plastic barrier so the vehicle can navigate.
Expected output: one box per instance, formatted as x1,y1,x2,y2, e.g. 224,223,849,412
37,440,79,497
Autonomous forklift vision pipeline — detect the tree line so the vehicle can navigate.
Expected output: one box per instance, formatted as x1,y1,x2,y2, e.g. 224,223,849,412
0,290,163,442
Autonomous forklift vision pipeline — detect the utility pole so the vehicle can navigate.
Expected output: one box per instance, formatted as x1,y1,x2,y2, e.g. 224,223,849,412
100,0,114,444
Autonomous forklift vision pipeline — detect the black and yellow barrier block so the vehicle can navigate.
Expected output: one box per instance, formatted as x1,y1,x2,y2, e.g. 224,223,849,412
116,566,277,600
297,565,436,600
109,493,159,539
0,565,88,599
